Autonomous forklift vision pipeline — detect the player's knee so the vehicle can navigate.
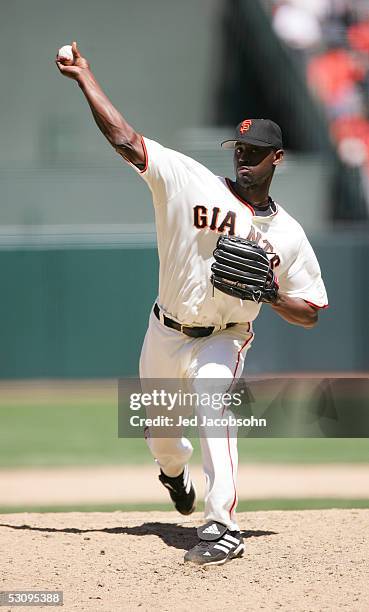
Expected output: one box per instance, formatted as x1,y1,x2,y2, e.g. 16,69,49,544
192,364,233,397
195,363,233,381
146,434,193,463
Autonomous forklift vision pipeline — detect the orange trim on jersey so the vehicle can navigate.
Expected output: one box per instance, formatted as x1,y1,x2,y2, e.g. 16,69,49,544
139,136,148,174
304,300,329,310
225,178,255,215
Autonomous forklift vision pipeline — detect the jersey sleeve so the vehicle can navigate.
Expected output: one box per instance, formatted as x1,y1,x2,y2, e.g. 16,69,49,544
125,136,191,206
278,233,328,308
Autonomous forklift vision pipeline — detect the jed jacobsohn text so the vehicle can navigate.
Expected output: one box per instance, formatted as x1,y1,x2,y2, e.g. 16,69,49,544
130,414,267,428
130,389,243,411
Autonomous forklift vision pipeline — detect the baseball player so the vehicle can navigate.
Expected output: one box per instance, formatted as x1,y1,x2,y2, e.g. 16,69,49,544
56,42,328,567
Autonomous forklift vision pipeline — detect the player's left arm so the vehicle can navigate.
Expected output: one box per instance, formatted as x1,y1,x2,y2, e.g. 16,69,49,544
271,232,328,328
270,294,319,328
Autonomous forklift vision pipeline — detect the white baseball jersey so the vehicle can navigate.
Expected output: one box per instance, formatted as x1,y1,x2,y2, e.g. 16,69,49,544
130,137,328,325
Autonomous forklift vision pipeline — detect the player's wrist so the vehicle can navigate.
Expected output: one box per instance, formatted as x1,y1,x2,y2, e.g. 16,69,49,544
270,292,283,308
76,68,95,88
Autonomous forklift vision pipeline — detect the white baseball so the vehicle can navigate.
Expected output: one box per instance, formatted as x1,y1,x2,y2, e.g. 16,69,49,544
58,45,74,62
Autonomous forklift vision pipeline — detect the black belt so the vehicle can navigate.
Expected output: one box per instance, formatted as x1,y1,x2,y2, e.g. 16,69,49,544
153,303,236,338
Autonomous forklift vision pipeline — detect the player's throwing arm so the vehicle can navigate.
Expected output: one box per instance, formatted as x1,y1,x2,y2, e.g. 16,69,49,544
56,41,145,168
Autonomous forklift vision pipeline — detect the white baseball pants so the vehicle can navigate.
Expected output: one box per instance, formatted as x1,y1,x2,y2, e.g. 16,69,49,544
139,308,254,531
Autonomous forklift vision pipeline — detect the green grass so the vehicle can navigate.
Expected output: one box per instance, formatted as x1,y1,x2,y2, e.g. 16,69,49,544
1,400,369,467
237,438,369,463
1,499,369,514
0,401,148,466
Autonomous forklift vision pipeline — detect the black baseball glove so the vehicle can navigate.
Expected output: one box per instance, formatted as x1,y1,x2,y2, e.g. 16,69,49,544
211,235,279,303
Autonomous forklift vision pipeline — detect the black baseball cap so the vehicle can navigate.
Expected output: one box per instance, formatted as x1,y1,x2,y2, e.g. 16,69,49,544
221,119,283,149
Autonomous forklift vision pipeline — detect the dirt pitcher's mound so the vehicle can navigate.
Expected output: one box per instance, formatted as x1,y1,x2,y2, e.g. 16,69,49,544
0,510,368,611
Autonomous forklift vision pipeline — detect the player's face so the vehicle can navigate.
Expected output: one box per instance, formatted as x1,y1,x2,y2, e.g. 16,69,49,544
234,143,280,188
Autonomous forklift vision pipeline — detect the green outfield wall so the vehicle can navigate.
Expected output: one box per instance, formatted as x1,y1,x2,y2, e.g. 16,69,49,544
0,232,368,378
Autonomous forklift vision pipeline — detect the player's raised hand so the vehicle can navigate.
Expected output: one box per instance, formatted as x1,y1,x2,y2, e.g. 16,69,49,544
55,41,89,81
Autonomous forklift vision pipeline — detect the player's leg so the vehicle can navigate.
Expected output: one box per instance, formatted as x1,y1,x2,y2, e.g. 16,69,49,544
139,310,195,513
184,323,253,564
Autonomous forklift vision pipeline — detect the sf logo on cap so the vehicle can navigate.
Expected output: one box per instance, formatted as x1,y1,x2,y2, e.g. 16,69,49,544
240,119,252,134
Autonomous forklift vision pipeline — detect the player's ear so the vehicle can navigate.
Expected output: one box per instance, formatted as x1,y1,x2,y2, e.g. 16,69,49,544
273,149,284,166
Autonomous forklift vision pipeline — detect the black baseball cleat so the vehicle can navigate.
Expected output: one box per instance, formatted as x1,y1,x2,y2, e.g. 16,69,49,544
184,520,245,566
158,465,196,515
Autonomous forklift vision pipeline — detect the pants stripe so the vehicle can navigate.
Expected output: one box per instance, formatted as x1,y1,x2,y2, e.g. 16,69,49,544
226,323,254,522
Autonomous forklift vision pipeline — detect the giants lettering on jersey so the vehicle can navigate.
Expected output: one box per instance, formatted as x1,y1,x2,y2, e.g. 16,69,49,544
192,205,281,268
247,226,280,269
193,205,236,235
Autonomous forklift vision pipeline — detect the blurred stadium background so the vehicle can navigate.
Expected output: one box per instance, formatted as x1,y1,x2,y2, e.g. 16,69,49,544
0,0,368,513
